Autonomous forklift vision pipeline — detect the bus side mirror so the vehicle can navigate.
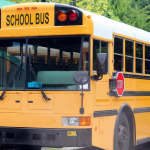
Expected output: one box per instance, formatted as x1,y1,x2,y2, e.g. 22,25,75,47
97,53,107,74
91,53,107,81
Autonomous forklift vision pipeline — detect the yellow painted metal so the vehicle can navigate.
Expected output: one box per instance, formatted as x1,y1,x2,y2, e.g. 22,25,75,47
0,112,92,129
90,37,93,76
2,3,54,28
0,3,93,37
114,32,150,46
109,42,114,76
27,94,54,110
92,116,116,150
92,35,113,43
0,94,21,110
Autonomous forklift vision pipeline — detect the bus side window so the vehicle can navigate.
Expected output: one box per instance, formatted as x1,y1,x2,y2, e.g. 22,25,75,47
93,39,108,73
114,37,123,71
136,43,143,73
145,45,150,74
125,40,134,72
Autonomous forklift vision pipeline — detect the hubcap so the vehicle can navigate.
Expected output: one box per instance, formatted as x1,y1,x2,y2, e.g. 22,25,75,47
118,124,129,150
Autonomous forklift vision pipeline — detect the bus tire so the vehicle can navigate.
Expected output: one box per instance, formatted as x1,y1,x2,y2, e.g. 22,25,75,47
14,145,41,150
114,112,130,150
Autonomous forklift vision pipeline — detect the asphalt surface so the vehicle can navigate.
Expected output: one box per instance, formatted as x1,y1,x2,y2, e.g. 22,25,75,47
4,143,150,150
78,142,150,150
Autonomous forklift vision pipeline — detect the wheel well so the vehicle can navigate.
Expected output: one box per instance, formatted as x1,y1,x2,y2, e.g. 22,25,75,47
122,106,136,149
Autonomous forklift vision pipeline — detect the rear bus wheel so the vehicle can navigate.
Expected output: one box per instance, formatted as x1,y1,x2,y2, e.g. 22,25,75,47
114,112,130,150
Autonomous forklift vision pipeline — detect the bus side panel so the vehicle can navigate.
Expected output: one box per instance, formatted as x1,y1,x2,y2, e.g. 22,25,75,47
92,116,116,150
134,96,150,141
125,78,150,141
91,78,116,150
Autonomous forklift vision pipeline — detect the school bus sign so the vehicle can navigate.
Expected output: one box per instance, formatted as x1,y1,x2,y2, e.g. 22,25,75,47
6,12,49,27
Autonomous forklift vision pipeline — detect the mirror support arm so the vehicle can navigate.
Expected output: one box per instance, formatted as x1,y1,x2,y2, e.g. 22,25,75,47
73,71,89,115
80,84,84,114
91,74,103,81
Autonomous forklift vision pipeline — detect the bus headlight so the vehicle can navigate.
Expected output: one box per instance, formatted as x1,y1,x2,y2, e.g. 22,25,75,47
62,117,79,126
68,117,79,126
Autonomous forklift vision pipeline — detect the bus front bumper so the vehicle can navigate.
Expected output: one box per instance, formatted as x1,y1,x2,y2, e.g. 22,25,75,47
0,127,92,147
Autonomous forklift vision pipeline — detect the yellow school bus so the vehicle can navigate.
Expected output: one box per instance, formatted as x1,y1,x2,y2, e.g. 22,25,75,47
0,2,150,150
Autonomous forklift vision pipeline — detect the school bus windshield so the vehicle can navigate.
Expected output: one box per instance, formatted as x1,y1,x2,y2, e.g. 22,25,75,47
0,36,90,90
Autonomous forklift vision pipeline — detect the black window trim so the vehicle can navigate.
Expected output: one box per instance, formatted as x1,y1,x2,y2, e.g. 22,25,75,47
125,39,134,73
136,42,143,74
114,36,123,72
0,35,90,91
145,44,150,75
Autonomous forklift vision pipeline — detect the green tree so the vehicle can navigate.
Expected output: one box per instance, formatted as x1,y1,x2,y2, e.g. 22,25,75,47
107,0,150,32
7,0,112,16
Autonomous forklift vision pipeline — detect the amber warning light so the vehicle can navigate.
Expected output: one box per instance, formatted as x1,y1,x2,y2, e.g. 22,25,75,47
57,10,79,22
17,7,22,10
79,117,90,126
24,7,29,10
58,11,67,22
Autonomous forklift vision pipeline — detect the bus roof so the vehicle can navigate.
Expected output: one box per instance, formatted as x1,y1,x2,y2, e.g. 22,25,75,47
83,10,150,43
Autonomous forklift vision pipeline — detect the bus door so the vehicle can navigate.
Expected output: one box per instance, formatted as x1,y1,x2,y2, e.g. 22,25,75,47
93,39,110,108
91,39,113,149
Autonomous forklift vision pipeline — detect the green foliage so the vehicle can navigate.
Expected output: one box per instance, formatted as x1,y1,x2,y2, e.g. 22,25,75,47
107,0,150,32
7,0,109,16
104,9,120,21
6,0,47,2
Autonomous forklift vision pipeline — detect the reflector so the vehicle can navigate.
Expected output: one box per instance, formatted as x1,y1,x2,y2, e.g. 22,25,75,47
24,7,29,10
68,10,78,21
17,7,22,10
58,11,67,22
32,6,37,9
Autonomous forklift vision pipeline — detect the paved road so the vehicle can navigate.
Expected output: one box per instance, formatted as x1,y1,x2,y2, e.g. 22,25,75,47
4,143,150,150
78,142,150,150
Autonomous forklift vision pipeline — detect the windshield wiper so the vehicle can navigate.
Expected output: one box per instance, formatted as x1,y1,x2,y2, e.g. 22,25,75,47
0,49,23,100
28,48,51,101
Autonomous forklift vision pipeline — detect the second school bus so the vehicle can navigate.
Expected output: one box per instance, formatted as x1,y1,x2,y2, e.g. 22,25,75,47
0,2,150,150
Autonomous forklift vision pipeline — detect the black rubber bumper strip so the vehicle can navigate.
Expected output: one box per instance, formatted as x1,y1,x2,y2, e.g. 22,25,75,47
94,109,118,117
0,127,92,147
109,91,150,96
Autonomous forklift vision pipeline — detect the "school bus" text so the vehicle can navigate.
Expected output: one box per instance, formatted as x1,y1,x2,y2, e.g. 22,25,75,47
6,12,49,26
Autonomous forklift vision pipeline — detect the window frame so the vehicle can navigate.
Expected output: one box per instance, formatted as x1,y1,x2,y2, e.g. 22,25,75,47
114,36,124,72
145,44,150,75
135,42,143,74
125,39,134,73
0,35,90,91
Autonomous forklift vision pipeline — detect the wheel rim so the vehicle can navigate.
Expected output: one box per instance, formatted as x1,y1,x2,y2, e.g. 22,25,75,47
118,123,129,150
